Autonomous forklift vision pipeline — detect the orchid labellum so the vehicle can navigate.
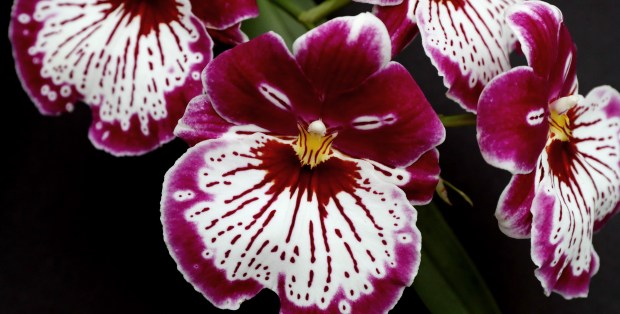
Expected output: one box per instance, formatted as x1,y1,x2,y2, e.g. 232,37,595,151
357,0,521,112
9,0,257,156
161,13,445,313
477,1,620,298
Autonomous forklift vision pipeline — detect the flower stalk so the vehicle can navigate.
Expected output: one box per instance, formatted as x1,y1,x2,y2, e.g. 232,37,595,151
439,113,477,127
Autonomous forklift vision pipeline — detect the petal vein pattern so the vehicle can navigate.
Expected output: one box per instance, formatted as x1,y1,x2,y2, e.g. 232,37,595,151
532,91,620,297
416,0,518,111
11,0,212,155
162,133,420,313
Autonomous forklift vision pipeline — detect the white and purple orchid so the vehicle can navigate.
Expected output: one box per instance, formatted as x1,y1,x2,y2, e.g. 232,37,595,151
477,1,620,298
356,0,521,112
161,13,445,313
9,0,258,156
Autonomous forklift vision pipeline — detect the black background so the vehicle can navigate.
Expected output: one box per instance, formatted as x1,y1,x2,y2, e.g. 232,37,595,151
2,1,620,313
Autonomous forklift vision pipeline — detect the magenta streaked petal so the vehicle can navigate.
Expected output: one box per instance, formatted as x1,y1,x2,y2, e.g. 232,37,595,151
205,32,319,136
477,67,549,174
416,0,519,111
174,95,265,146
162,133,420,313
570,86,620,232
374,0,420,57
11,0,212,155
293,13,391,96
190,0,258,30
496,173,535,239
324,63,445,168
366,149,440,205
207,23,248,46
506,2,577,100
530,182,599,299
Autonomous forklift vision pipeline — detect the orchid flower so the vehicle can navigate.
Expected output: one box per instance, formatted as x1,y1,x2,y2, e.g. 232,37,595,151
356,0,521,112
9,0,257,156
477,1,620,298
161,13,445,313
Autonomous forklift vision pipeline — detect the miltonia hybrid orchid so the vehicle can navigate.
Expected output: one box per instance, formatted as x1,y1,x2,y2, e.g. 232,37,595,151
161,13,445,313
477,1,620,298
9,0,257,156
355,0,521,112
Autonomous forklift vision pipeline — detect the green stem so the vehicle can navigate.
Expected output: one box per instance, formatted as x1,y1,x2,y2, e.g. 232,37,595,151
439,113,477,127
299,0,351,25
270,0,315,29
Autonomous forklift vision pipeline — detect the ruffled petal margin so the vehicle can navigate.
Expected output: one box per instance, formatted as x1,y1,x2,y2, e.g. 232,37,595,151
162,133,420,313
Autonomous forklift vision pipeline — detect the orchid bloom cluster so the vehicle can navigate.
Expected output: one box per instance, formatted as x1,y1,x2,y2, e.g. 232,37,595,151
9,0,620,312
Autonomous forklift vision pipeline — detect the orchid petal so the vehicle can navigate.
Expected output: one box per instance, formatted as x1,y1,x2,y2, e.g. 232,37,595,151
374,0,420,57
366,149,441,205
531,91,620,298
324,63,445,168
162,133,420,313
174,95,265,146
416,0,518,112
477,66,549,174
205,32,318,136
496,173,535,239
530,182,600,299
190,0,259,30
10,0,212,155
293,13,391,97
506,2,577,101
207,23,248,46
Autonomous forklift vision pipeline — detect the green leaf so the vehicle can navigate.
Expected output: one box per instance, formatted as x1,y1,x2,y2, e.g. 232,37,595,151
241,0,314,48
414,202,501,314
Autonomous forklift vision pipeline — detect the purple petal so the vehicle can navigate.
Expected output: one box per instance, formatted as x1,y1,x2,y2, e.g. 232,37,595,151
205,32,319,137
506,2,577,101
374,0,420,57
416,0,519,111
207,23,248,46
174,95,265,146
496,173,535,239
293,13,391,97
162,133,420,313
190,0,258,30
366,149,440,205
477,66,549,174
323,63,445,168
10,0,212,156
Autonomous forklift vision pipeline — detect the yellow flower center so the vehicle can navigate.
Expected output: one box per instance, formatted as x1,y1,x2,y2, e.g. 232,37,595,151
548,95,580,142
294,120,336,168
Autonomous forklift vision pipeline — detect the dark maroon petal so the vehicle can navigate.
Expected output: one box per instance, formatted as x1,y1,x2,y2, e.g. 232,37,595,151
293,13,391,97
162,133,421,312
374,0,420,57
10,0,212,155
205,32,319,136
324,63,445,168
174,95,265,146
190,0,258,30
207,23,248,46
366,149,440,205
496,173,535,239
506,1,577,101
477,67,549,174
415,0,519,112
